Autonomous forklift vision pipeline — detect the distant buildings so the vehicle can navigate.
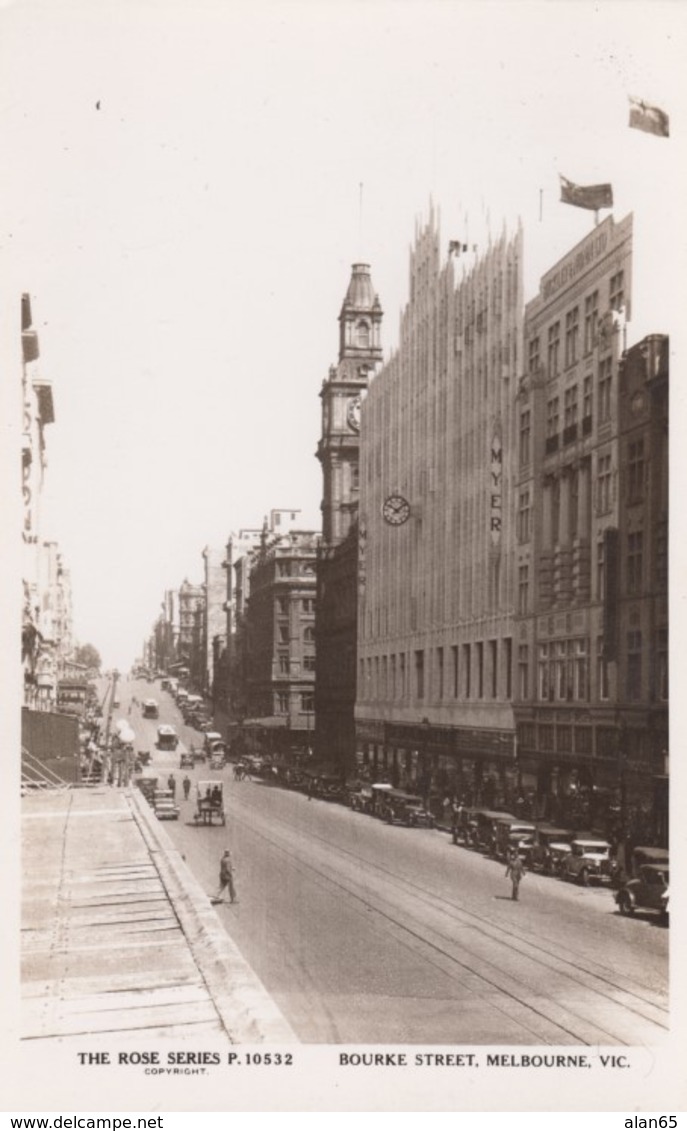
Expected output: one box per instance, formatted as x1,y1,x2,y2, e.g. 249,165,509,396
242,523,320,756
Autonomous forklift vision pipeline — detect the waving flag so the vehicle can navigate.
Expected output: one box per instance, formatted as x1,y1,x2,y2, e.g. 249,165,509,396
629,96,669,138
559,175,613,212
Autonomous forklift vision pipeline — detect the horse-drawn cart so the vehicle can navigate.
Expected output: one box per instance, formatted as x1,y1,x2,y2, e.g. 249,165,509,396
193,780,226,826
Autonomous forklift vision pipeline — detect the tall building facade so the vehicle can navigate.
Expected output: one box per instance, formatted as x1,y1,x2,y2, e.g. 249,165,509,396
177,580,205,687
21,293,59,710
201,545,226,701
355,214,523,807
221,511,302,720
243,526,320,756
512,213,652,835
615,333,668,843
315,263,383,770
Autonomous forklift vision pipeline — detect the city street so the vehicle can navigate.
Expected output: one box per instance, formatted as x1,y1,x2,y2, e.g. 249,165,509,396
118,679,669,1046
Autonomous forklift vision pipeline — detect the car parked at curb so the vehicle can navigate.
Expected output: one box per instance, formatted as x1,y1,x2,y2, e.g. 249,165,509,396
560,838,615,885
524,825,575,874
615,863,669,922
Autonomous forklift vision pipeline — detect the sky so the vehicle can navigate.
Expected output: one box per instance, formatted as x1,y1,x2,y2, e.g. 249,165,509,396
2,0,686,670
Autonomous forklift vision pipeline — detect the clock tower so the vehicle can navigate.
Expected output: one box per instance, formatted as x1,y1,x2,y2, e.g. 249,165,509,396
317,263,383,546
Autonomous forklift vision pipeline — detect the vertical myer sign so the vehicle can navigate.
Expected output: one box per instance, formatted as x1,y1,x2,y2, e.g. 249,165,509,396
490,432,502,544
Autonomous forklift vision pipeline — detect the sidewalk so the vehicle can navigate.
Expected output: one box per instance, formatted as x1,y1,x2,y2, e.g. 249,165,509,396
21,785,297,1046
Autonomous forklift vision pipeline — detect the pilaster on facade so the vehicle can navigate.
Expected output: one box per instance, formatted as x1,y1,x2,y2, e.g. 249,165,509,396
355,212,523,803
512,212,667,843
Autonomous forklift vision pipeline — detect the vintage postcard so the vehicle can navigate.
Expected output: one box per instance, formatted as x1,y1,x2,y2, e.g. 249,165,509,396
1,0,685,1114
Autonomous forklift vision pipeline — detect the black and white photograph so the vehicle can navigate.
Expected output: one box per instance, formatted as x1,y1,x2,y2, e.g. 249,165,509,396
1,0,685,1115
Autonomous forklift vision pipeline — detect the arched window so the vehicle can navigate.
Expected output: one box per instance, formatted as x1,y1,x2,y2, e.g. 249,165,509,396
356,320,370,348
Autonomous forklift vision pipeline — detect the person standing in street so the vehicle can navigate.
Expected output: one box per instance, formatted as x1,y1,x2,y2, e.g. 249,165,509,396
215,849,236,903
505,849,525,901
182,775,191,801
167,773,176,798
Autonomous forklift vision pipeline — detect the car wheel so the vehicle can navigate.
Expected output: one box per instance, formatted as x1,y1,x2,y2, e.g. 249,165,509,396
618,892,634,916
579,868,589,887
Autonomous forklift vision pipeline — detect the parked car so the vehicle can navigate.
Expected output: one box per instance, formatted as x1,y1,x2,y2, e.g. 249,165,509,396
468,809,517,853
379,789,435,827
350,784,375,814
616,863,669,921
524,825,575,874
179,750,194,768
493,818,536,861
560,838,615,885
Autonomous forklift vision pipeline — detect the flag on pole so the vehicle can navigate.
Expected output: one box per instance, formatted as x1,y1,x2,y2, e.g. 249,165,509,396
628,95,669,138
448,240,468,256
559,175,613,211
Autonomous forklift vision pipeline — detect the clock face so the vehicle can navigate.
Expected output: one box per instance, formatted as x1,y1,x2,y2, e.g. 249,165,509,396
382,494,411,526
346,396,361,432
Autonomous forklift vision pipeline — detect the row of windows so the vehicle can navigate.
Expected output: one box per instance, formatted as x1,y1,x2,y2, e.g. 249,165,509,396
276,625,316,644
359,639,513,703
519,629,667,704
276,598,316,615
528,272,624,379
359,628,667,707
274,691,315,714
276,652,316,673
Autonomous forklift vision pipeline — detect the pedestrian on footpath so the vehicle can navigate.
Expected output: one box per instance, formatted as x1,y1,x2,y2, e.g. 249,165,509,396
215,849,237,903
182,775,191,800
505,849,525,901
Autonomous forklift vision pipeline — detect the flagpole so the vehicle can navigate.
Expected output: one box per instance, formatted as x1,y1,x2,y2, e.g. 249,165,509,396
359,182,364,258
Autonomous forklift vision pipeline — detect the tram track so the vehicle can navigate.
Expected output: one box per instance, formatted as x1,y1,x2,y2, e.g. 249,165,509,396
227,787,668,1046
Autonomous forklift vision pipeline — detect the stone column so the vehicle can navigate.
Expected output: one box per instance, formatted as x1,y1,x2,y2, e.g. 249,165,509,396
558,470,571,548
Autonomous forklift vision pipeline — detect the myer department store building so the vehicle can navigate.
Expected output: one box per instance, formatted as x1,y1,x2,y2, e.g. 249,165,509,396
355,214,523,809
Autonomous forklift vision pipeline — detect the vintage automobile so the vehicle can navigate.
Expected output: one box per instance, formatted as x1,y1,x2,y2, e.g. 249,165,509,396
350,784,376,814
312,774,347,802
560,838,615,885
615,863,669,921
203,731,224,757
209,743,227,770
524,825,575,874
193,780,226,826
466,809,517,853
493,818,536,860
156,724,179,751
379,789,435,827
179,749,195,768
153,788,180,821
142,698,159,719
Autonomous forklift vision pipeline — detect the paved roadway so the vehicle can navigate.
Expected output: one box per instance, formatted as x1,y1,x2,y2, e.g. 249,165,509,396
114,677,669,1046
